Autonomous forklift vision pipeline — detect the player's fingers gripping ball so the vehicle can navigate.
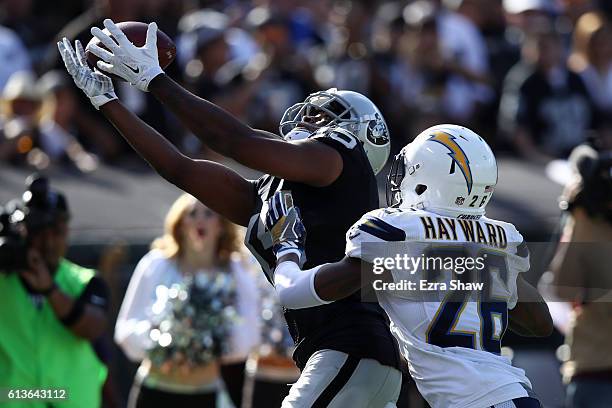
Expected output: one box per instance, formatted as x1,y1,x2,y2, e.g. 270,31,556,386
86,19,175,91
265,191,306,264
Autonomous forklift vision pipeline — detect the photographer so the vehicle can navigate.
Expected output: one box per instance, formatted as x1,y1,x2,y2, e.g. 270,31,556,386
0,175,109,408
548,144,612,407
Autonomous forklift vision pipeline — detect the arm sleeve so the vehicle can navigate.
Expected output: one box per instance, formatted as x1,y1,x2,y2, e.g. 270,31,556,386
274,261,330,309
114,251,165,362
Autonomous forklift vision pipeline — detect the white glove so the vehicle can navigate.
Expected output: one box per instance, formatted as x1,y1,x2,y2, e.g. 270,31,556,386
89,19,164,92
57,38,117,110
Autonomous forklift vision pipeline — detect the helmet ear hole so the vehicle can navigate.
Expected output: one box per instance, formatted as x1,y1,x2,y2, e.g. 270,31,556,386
415,184,427,195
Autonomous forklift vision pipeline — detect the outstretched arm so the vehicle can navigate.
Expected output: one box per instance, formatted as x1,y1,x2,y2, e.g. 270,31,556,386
100,102,255,226
508,275,554,337
89,20,342,186
148,75,341,186
58,38,255,226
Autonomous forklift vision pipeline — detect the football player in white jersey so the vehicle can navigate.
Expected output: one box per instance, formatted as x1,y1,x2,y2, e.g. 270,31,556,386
264,124,553,408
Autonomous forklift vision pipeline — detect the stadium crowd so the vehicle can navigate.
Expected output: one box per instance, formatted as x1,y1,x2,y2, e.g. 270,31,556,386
2,0,612,171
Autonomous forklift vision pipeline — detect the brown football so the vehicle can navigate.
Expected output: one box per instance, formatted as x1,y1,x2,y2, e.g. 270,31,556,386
85,21,176,80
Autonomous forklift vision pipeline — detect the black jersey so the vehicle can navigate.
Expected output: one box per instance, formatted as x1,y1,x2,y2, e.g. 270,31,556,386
245,129,401,370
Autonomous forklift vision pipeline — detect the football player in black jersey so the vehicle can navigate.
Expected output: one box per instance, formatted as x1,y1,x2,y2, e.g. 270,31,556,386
58,22,403,407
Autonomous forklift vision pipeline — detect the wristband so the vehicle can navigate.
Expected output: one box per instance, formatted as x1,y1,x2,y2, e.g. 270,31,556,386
274,242,306,267
275,246,302,260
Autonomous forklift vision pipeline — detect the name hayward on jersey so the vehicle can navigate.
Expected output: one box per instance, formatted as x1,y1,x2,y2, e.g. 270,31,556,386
345,207,534,408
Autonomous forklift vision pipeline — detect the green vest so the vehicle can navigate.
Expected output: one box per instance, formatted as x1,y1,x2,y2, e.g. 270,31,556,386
0,259,108,407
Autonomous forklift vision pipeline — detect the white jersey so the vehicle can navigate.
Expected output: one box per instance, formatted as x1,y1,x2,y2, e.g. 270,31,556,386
345,208,533,408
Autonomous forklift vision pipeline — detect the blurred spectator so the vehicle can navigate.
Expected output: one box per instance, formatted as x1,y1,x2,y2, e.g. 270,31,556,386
477,0,522,145
323,0,377,94
0,25,31,90
36,0,157,163
392,0,492,133
114,194,260,408
401,5,453,129
37,70,99,172
503,0,557,33
0,71,41,165
0,175,110,408
367,2,415,149
559,0,599,26
480,0,521,82
499,27,598,162
180,10,239,100
177,9,261,153
547,144,612,407
568,12,612,115
438,0,493,119
0,0,38,52
244,7,317,132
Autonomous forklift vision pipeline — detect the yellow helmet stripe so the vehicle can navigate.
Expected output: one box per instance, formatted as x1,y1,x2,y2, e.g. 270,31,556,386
428,131,473,194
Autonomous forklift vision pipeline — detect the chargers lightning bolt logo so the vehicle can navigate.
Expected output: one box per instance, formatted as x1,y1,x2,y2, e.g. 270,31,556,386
429,131,473,194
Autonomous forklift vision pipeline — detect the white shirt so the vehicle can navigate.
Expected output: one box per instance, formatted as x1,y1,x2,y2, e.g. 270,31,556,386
115,249,261,363
438,11,493,118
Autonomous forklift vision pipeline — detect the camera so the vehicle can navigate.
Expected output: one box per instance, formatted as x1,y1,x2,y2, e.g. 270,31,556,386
0,205,29,272
0,175,70,273
561,145,612,223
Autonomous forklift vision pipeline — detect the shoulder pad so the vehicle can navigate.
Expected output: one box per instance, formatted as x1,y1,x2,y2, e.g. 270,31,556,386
312,127,358,150
481,217,527,258
483,217,524,244
345,208,424,262
350,208,407,242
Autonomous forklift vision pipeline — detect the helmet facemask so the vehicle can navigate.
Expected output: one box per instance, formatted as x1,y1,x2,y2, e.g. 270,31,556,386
386,152,406,207
387,150,428,209
279,90,359,139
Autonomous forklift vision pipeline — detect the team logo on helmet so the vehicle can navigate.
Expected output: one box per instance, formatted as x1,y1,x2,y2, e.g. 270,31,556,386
428,131,473,194
367,113,389,146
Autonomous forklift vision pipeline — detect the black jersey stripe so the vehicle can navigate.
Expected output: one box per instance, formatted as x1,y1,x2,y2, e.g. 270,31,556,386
311,355,361,408
245,212,275,284
357,216,406,242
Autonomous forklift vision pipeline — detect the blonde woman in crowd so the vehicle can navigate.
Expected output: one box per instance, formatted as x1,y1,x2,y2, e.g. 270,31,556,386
115,193,260,408
569,12,612,113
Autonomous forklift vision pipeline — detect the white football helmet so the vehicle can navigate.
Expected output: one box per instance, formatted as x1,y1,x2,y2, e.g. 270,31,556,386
280,88,391,174
386,124,497,217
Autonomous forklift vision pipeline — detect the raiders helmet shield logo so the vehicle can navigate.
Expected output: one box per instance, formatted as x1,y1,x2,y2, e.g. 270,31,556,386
367,113,389,146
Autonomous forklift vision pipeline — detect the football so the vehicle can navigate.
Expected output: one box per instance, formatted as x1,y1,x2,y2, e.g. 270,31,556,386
85,21,176,79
